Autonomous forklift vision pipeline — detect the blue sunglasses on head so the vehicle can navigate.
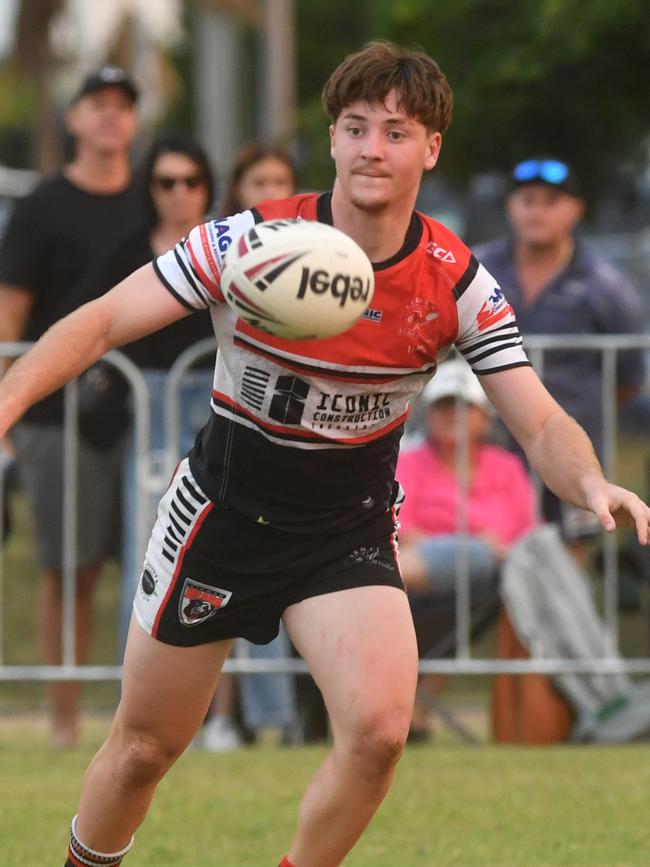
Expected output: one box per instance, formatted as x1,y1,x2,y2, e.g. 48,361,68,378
513,159,569,185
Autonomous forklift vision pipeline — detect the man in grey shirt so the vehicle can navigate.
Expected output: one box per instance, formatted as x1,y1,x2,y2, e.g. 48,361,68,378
476,157,645,541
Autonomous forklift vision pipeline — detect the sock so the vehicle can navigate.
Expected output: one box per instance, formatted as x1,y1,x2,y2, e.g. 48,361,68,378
279,858,296,867
66,815,134,866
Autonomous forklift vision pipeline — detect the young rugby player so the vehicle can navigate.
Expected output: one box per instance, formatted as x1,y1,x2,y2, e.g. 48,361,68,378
0,41,648,867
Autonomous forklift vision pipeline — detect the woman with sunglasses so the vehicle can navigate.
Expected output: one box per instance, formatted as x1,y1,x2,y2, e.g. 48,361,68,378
86,132,217,646
90,131,216,357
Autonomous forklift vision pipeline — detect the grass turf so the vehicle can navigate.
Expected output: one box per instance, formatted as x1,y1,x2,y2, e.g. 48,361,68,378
0,718,649,866
2,436,650,864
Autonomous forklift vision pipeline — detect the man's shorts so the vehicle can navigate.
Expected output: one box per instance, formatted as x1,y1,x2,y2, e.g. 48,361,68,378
134,459,404,646
11,422,123,571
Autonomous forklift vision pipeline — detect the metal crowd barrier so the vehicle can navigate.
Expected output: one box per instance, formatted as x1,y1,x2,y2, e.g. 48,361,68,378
0,344,151,682
1,334,650,682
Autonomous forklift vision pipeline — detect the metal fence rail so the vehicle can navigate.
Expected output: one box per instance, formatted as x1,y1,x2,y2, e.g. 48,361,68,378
4,657,650,682
1,334,650,681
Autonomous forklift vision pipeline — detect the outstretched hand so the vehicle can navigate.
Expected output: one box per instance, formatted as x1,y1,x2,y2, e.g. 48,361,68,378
583,478,650,544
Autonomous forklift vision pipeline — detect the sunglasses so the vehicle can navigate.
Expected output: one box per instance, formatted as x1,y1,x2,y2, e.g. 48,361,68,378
512,159,569,186
153,174,204,191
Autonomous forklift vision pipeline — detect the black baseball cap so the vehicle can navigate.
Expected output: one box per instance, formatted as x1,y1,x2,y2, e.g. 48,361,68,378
510,158,581,197
72,65,139,104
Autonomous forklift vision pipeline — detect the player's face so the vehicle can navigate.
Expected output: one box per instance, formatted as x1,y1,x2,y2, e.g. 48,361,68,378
506,184,584,248
237,157,296,210
150,153,210,227
66,87,138,156
329,90,440,212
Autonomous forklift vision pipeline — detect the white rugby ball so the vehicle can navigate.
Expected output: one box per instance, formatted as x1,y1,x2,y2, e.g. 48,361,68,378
221,218,374,339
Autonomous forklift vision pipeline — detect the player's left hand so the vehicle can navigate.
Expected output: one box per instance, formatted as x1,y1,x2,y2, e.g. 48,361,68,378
583,477,650,544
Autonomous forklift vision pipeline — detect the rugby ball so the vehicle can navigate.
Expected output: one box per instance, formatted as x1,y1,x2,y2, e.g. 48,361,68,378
221,219,374,339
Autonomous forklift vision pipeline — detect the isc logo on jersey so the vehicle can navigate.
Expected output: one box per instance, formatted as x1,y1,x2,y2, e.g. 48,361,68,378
221,219,374,340
426,241,456,264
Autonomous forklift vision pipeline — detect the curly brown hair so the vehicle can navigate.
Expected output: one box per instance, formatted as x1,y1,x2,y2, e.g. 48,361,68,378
322,41,453,134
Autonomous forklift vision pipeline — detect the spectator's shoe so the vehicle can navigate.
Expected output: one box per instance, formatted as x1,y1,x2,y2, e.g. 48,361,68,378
201,715,242,752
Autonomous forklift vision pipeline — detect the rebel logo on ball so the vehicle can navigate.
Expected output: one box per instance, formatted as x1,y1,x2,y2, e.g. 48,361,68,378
220,218,374,339
296,267,372,307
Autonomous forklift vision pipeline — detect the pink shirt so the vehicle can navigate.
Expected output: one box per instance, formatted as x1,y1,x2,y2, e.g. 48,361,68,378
396,441,536,546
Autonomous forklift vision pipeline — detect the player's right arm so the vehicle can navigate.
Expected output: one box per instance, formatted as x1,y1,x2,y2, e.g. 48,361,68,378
0,263,190,436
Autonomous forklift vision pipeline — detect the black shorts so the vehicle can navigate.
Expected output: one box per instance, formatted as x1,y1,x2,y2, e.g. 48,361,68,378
133,459,404,646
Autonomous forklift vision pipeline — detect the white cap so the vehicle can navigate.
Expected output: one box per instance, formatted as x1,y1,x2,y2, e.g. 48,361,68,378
422,359,490,409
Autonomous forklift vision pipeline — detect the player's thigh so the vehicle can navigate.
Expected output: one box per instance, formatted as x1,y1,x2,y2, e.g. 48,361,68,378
283,585,418,738
114,616,233,750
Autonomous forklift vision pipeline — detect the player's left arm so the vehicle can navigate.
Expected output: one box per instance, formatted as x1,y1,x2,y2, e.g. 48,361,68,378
452,257,650,543
480,365,650,543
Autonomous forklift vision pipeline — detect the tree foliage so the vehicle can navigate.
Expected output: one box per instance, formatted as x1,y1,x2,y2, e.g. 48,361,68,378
295,0,650,199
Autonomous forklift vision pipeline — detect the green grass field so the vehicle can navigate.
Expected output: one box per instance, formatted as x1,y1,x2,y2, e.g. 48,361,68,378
2,435,650,865
1,718,650,866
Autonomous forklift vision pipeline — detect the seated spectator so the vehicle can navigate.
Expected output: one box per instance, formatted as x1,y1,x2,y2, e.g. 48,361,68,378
396,357,537,737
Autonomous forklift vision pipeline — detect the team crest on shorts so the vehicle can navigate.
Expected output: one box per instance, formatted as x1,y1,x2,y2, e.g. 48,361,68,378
179,578,232,627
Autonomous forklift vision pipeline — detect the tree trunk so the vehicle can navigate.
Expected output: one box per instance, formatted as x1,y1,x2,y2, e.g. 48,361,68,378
11,0,65,172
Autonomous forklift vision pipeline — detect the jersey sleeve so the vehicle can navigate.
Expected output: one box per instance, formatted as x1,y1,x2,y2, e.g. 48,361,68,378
153,210,256,310
454,258,531,374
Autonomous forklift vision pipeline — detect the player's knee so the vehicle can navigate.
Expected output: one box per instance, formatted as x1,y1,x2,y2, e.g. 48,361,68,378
115,734,179,788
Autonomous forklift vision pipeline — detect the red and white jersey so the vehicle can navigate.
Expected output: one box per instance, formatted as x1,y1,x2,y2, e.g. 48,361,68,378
154,193,530,532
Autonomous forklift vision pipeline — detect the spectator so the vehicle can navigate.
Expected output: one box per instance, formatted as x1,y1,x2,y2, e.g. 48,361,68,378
201,143,300,752
83,132,217,646
397,357,537,737
475,157,645,547
218,143,297,216
0,66,141,748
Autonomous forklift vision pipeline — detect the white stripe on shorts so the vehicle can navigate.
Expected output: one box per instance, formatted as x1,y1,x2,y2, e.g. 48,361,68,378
133,459,213,637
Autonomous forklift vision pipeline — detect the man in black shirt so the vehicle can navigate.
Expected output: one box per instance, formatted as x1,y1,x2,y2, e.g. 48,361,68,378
0,65,141,747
